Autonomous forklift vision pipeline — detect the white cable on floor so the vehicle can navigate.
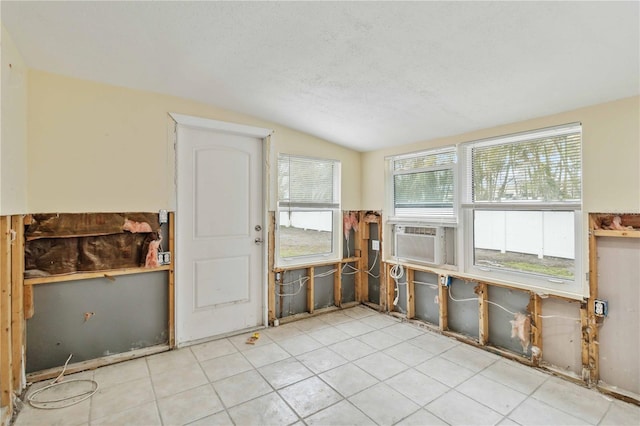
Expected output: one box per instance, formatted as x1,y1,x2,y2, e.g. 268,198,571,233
27,354,99,410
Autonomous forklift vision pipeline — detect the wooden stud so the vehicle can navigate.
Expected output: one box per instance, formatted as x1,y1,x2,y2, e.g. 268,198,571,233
359,215,369,304
307,267,315,314
334,262,341,308
478,282,489,345
168,212,176,348
529,293,542,366
382,263,392,312
587,215,600,384
11,216,25,391
406,268,415,319
580,303,591,383
438,275,448,331
0,217,13,409
23,285,34,320
268,212,276,324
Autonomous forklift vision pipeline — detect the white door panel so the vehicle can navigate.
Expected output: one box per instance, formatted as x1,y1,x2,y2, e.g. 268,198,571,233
176,123,264,345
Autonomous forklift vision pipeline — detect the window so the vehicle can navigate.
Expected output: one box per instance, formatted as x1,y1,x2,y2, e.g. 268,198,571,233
277,154,341,266
389,147,457,221
461,123,583,293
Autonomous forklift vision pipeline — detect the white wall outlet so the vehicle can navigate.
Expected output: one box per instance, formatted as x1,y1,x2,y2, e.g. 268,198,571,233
157,252,171,265
372,240,380,251
159,209,168,224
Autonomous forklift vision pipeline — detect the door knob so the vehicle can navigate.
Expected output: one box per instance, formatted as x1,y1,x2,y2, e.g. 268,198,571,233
255,238,263,244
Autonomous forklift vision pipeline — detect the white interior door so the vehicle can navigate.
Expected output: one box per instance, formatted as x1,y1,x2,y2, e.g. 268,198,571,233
175,117,267,345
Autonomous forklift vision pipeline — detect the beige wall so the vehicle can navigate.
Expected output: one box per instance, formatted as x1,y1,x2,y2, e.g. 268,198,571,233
0,25,28,215
361,96,640,213
27,71,361,213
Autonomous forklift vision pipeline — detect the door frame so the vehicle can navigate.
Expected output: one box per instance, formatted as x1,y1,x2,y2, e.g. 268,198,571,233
169,113,273,346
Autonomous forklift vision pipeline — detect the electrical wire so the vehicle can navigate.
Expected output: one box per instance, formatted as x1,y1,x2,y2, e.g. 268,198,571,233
276,269,338,297
365,248,380,278
538,314,581,321
413,280,438,289
389,264,404,306
448,286,518,316
27,354,99,410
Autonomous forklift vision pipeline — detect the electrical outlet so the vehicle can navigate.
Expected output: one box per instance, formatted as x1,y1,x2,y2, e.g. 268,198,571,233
159,209,168,224
157,251,171,265
372,240,380,251
594,299,608,317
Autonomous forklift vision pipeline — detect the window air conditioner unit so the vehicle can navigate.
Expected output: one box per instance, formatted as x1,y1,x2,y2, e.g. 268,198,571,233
394,225,445,265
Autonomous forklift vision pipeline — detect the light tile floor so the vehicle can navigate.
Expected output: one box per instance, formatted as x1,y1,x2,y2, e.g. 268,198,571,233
14,306,640,426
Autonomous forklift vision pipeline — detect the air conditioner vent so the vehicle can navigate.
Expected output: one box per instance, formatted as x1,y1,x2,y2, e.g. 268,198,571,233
404,226,437,236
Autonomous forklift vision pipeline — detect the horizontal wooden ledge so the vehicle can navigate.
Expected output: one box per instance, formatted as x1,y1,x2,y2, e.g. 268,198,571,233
593,229,640,238
24,265,172,285
273,257,361,273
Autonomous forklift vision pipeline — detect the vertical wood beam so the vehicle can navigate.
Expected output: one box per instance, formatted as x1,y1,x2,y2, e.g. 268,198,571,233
0,217,13,409
438,276,448,331
268,212,276,324
307,267,315,314
376,215,384,311
478,282,489,345
333,263,341,308
359,216,369,304
11,216,24,391
353,212,363,303
23,285,34,320
587,216,600,384
168,212,175,348
530,293,542,366
406,268,415,319
383,263,393,312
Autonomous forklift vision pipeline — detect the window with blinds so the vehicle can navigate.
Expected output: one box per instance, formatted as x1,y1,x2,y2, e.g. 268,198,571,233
277,154,341,264
391,147,456,220
461,123,583,291
462,123,582,206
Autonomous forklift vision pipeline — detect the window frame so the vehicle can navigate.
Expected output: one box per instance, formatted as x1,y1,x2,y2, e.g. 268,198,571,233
275,154,341,267
459,123,584,296
386,146,458,225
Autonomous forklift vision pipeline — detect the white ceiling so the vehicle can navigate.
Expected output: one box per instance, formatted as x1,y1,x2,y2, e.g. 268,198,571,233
2,1,639,152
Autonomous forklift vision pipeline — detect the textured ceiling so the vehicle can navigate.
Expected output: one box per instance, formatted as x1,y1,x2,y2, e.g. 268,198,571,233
2,1,639,152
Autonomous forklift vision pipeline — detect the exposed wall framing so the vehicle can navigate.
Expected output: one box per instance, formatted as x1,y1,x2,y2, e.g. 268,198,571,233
269,211,383,324
5,212,176,388
265,210,640,406
590,213,640,403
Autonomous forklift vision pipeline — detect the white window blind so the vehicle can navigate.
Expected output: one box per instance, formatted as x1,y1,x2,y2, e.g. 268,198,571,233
278,155,339,209
463,123,582,205
392,147,456,219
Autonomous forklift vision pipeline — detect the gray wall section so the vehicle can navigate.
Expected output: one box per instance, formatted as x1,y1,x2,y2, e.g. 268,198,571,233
597,237,640,395
341,263,356,304
367,224,381,304
392,279,407,315
276,269,308,318
414,271,439,325
313,265,335,310
541,297,582,375
446,278,479,339
487,286,531,356
27,271,168,373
